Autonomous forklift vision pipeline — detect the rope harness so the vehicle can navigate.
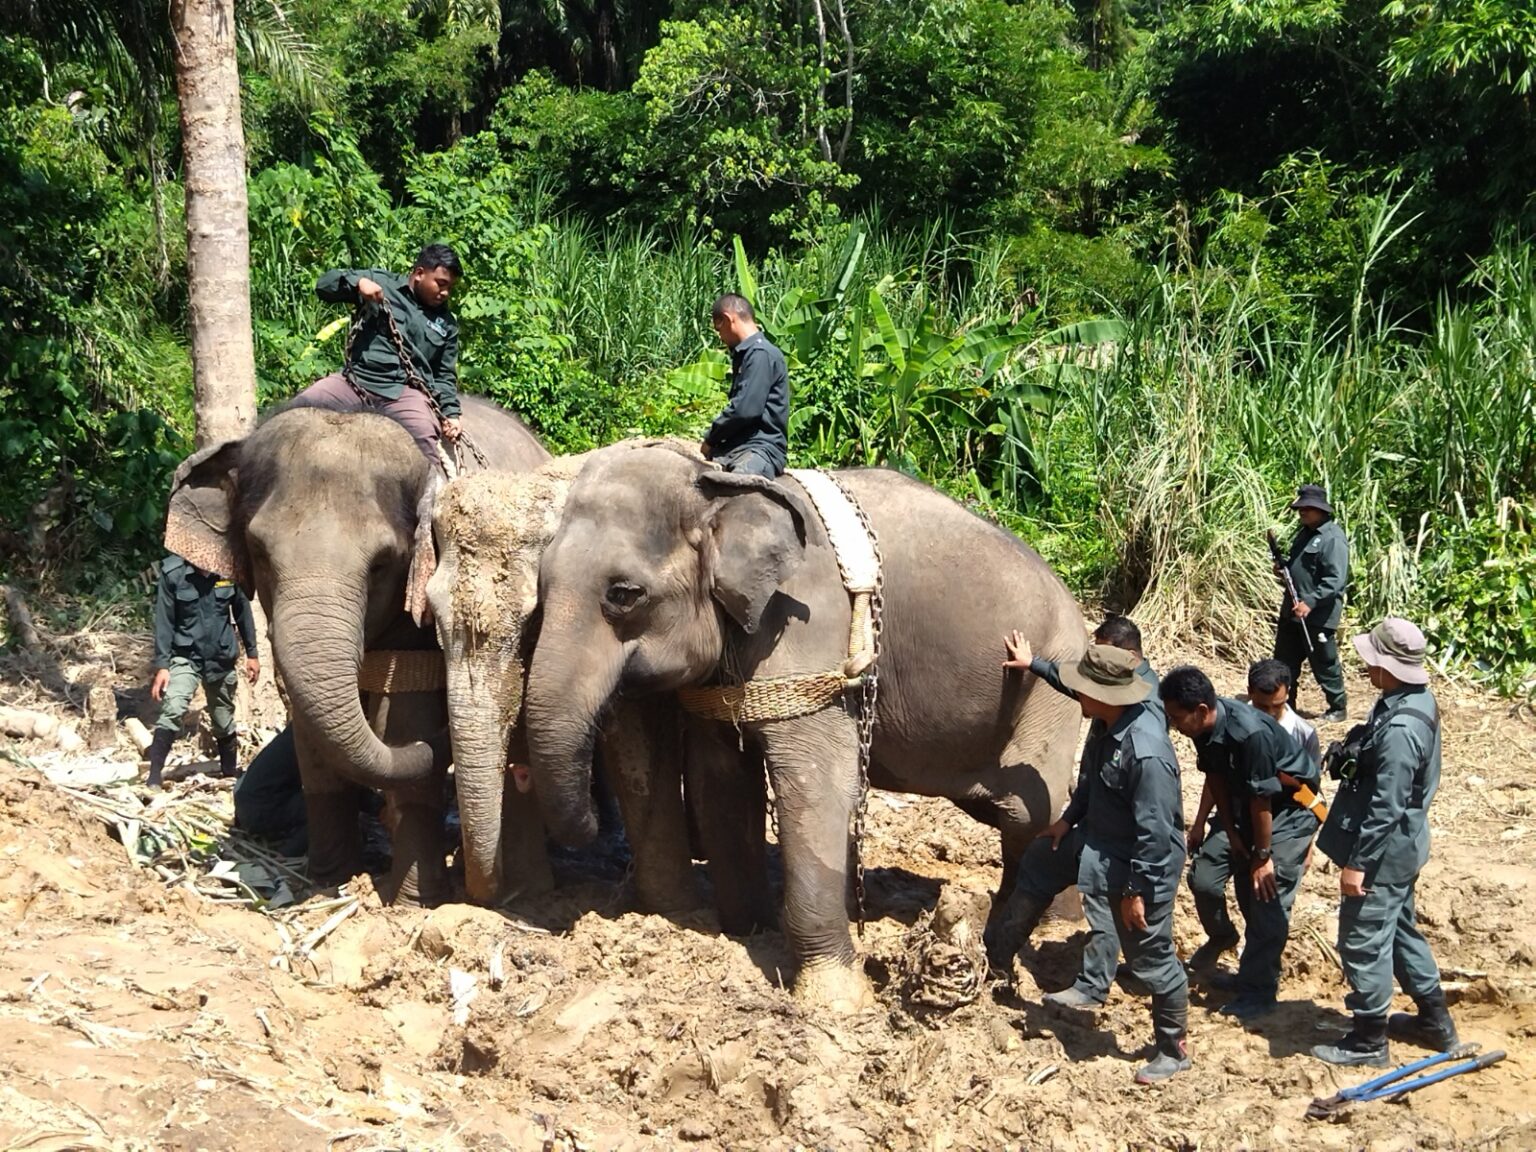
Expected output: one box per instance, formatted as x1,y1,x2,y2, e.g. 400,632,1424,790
675,469,885,932
342,297,489,474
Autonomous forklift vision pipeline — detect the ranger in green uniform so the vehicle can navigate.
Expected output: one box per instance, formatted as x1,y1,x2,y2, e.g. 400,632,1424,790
1161,666,1322,1020
1313,617,1457,1067
289,243,464,463
1274,484,1349,723
989,616,1158,1014
1036,644,1190,1084
148,554,259,788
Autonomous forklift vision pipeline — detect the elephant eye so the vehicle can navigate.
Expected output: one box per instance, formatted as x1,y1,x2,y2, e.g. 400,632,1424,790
604,581,646,612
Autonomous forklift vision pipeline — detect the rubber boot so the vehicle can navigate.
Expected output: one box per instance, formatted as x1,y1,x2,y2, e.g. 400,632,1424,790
1389,991,1459,1053
145,729,174,789
984,891,1051,970
1312,1014,1390,1067
216,734,240,779
1187,890,1240,975
1135,989,1192,1084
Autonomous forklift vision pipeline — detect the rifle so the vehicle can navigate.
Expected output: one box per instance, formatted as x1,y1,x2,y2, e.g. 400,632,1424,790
1267,528,1314,654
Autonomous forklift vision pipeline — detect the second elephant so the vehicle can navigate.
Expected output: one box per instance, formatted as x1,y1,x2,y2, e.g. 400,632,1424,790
425,457,698,913
523,442,1088,1010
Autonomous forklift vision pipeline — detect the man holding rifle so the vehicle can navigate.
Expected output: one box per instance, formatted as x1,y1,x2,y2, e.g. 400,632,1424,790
1271,484,1350,724
1161,665,1325,1021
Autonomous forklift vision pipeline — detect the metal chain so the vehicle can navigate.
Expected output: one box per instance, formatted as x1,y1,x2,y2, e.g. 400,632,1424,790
342,299,489,472
824,471,884,937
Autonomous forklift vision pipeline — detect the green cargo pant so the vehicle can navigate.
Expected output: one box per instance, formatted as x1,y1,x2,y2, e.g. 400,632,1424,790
1338,876,1442,1018
1273,619,1348,714
155,655,238,739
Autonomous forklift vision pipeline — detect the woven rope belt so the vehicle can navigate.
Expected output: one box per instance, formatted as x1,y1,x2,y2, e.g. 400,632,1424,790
359,649,446,695
677,471,878,724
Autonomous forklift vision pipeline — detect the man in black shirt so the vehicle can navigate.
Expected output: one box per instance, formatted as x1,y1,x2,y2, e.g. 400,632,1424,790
1161,665,1322,1020
701,294,789,478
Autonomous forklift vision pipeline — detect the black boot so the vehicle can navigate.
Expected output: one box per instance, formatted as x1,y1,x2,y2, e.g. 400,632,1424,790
1313,1014,1390,1067
216,734,240,779
1389,991,1459,1052
984,892,1051,970
145,729,174,789
1136,988,1192,1083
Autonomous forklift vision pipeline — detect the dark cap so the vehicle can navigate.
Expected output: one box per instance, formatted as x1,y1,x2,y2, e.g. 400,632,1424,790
1289,484,1333,516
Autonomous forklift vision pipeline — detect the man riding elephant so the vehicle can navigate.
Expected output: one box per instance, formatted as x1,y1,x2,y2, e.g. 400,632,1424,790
289,243,465,465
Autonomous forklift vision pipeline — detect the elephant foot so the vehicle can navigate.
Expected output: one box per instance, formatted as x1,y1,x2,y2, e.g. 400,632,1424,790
794,959,875,1015
636,879,703,916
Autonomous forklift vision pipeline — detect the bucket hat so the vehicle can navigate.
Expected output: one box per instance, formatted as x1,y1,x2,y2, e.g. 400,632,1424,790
1352,617,1430,685
1058,644,1153,706
1289,484,1333,516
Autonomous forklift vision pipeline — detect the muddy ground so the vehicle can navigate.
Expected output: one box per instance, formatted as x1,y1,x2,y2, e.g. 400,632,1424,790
2,620,1534,1151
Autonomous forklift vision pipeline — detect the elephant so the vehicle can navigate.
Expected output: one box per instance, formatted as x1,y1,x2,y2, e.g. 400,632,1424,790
424,457,697,913
165,397,547,904
522,441,1086,1009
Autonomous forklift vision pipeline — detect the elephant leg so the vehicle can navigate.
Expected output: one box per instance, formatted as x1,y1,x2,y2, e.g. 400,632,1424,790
683,718,771,935
602,699,697,913
377,790,449,906
294,721,364,887
759,709,873,1013
985,706,1078,934
499,781,555,901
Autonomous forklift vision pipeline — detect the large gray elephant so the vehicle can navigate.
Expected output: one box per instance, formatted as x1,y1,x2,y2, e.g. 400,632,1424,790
523,442,1086,1009
425,458,696,913
166,398,547,904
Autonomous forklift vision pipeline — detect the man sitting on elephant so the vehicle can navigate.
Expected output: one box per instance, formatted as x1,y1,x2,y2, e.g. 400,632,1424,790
288,243,464,464
700,294,789,479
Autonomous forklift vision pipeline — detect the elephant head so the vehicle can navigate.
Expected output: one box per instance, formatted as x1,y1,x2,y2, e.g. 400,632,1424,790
166,408,448,790
524,442,809,847
424,456,586,903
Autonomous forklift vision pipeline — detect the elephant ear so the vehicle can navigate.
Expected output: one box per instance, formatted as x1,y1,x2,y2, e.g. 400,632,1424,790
164,438,249,592
697,471,810,634
406,470,445,628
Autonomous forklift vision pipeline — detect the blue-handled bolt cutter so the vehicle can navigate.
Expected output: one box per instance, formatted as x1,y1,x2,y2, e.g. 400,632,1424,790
1307,1043,1505,1120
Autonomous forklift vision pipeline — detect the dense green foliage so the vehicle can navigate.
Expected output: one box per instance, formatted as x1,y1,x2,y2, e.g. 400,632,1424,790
2,0,1535,695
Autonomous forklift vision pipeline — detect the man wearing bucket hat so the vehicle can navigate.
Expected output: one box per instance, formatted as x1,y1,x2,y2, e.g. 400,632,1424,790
989,616,1158,1009
1312,617,1457,1067
1273,484,1350,724
1034,643,1190,1083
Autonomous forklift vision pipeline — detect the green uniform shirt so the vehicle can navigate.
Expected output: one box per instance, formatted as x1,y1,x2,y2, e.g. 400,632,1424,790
1068,700,1185,902
153,554,258,677
1192,698,1321,844
316,268,461,417
1283,518,1349,630
1317,685,1440,885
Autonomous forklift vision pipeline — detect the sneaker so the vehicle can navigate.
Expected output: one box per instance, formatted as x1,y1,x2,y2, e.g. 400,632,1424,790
1135,1049,1191,1084
1217,995,1276,1021
1043,987,1103,1012
1318,709,1349,725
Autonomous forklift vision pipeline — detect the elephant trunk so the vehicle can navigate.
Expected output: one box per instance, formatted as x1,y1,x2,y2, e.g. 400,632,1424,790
271,577,438,788
445,644,517,903
524,602,622,848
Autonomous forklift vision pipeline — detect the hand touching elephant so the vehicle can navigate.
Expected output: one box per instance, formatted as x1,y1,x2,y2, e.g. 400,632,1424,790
522,442,1086,1010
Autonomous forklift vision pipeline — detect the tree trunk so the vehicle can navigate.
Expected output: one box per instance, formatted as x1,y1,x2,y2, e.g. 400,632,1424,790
172,0,257,449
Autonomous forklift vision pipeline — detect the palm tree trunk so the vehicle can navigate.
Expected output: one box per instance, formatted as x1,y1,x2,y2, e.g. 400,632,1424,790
171,0,257,448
